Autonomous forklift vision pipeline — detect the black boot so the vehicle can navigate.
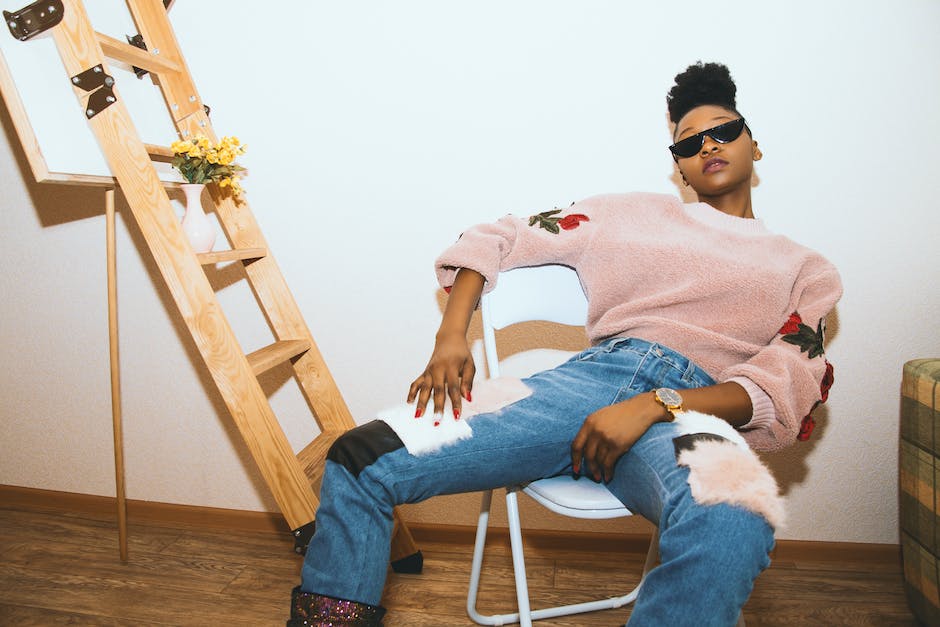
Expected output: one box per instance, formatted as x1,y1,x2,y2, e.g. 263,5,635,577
287,587,386,626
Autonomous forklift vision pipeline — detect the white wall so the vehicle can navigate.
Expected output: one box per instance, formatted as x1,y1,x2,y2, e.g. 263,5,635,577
1,0,938,543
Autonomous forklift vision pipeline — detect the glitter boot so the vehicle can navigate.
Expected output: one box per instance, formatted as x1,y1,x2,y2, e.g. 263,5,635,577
287,587,386,626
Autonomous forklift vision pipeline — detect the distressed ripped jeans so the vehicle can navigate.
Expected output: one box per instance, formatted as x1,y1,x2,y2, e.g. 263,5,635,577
301,337,774,626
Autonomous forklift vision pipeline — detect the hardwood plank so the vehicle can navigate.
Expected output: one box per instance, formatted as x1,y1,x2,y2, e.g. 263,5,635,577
2,542,244,594
0,563,281,626
0,603,138,626
0,509,181,555
742,600,918,627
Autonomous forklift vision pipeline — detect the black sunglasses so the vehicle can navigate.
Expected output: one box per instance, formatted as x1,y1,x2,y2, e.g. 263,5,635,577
669,118,749,159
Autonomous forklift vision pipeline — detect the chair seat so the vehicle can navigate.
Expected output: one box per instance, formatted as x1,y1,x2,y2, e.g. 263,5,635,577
523,475,631,515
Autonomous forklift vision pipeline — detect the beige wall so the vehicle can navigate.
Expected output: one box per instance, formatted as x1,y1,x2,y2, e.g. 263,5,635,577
2,1,939,543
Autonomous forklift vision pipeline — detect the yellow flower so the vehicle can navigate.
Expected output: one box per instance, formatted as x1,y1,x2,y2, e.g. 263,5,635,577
171,139,193,154
170,132,246,193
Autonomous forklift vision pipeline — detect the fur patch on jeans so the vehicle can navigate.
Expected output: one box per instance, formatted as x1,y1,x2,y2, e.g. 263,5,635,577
674,411,786,530
377,377,532,456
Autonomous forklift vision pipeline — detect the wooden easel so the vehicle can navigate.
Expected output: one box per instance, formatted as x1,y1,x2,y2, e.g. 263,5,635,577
0,0,420,569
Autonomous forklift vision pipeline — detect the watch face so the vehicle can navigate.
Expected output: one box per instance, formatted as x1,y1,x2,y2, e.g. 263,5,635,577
657,388,682,407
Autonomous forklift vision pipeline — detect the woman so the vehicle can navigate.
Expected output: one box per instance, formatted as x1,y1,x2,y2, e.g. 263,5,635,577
288,62,842,626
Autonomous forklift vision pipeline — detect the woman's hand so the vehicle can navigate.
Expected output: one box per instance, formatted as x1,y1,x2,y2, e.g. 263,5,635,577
570,393,669,482
407,267,485,421
570,382,754,481
408,331,476,420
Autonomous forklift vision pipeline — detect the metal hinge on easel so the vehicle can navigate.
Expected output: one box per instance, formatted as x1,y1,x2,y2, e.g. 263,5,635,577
71,64,116,119
3,0,64,41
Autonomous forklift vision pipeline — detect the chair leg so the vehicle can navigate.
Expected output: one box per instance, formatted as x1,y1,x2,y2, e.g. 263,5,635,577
468,488,648,626
506,487,533,627
467,487,531,626
467,490,493,623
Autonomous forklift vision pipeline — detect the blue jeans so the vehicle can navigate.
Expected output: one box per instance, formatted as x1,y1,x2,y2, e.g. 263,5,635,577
301,337,774,626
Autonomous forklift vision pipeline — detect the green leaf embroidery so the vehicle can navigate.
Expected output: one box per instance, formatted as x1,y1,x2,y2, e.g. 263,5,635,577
529,209,562,232
781,319,826,359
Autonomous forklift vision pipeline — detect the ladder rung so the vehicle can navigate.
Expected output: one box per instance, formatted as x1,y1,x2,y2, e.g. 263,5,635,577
297,431,345,487
197,248,267,265
246,340,311,376
95,32,182,75
146,143,174,163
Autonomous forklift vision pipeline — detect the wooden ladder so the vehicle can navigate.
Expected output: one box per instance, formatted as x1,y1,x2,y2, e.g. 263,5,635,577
11,0,419,567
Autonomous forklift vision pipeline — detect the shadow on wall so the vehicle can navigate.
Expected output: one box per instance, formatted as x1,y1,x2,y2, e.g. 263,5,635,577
1,100,282,511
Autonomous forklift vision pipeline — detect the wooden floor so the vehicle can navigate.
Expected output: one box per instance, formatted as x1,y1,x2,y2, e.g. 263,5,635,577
0,499,919,626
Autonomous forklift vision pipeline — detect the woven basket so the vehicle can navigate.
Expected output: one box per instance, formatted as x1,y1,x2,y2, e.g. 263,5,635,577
900,358,940,625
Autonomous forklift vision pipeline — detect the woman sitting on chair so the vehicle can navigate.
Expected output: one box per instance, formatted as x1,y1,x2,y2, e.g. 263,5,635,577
288,61,843,626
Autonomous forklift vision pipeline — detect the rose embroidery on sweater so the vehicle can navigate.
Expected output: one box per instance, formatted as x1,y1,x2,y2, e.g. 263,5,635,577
529,209,590,234
797,363,834,442
778,312,825,359
777,312,833,442
797,414,816,441
820,360,834,403
778,312,802,336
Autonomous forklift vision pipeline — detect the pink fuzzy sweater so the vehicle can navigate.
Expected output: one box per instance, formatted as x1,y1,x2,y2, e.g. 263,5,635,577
435,193,843,452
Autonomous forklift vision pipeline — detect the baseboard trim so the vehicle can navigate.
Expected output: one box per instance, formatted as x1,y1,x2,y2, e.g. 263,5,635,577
1,484,900,564
0,484,288,533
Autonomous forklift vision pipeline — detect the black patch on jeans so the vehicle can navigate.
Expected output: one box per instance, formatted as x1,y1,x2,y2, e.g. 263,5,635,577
327,420,405,478
673,432,729,460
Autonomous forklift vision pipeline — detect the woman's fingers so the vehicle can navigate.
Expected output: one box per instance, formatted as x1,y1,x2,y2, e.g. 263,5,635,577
460,359,475,402
601,449,620,483
408,374,432,417
570,425,587,475
408,361,474,422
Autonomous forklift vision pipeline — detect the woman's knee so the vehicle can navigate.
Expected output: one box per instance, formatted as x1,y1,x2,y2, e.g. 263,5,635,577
326,420,407,480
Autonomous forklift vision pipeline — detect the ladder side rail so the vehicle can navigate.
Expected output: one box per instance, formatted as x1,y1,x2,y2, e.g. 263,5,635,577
123,0,202,127
210,188,359,434
124,0,357,435
52,0,318,529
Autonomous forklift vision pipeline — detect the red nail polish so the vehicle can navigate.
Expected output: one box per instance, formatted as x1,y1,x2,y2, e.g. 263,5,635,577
466,391,472,402
453,408,460,421
414,407,423,418
433,419,441,427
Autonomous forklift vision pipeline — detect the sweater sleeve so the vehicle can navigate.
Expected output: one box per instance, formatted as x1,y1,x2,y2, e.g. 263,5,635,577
720,262,843,452
435,202,596,293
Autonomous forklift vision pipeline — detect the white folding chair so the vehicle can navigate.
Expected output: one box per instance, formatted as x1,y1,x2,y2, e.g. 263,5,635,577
465,264,658,627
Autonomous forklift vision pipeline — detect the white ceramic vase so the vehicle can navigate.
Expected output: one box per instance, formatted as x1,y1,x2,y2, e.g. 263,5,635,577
179,183,216,253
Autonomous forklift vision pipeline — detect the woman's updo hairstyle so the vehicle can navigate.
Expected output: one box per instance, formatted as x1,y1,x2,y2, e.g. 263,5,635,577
667,61,739,125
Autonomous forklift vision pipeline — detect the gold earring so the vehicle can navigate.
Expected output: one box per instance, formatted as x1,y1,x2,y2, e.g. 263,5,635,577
753,142,763,161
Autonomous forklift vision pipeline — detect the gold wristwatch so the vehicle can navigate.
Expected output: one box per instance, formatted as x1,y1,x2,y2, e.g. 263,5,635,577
654,387,684,421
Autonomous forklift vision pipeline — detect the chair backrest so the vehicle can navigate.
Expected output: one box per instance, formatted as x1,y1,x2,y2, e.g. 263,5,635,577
480,265,589,378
